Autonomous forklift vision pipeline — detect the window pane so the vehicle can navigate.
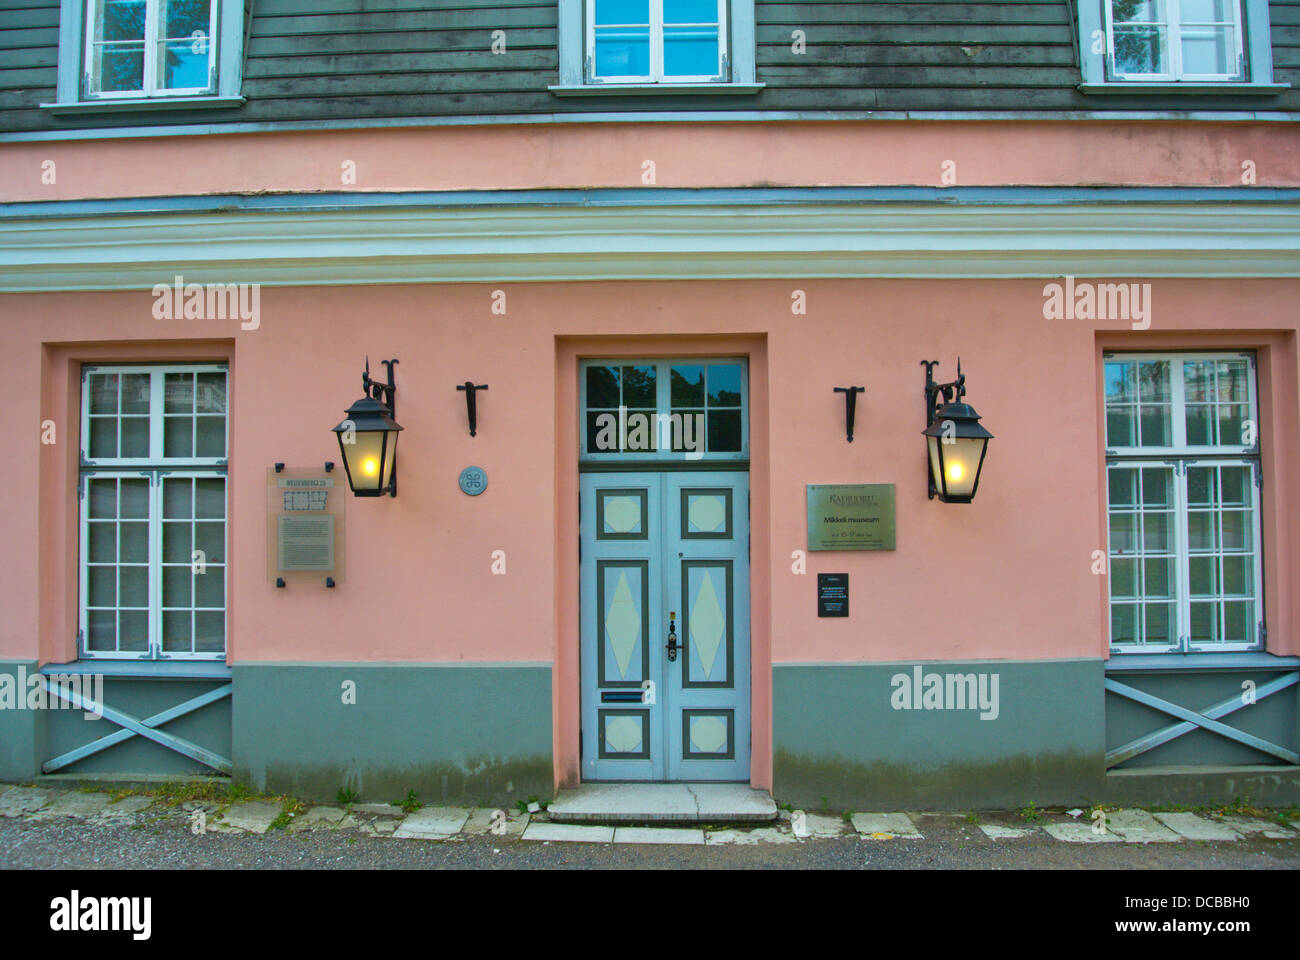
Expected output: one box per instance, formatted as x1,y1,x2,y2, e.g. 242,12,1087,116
89,523,116,562
1189,556,1217,596
671,365,705,406
163,566,192,607
88,566,116,607
1187,466,1215,505
195,416,225,458
1220,466,1249,506
119,565,148,607
194,611,224,652
1106,407,1135,447
1183,360,1212,401
1138,361,1169,402
1109,514,1137,553
1113,25,1168,74
664,0,717,22
195,479,225,518
120,416,149,457
1141,468,1172,506
1221,510,1250,551
1108,468,1136,507
1187,511,1216,551
595,0,649,24
1113,0,1165,24
89,479,117,519
1110,558,1137,598
160,0,210,37
163,521,192,563
163,611,192,652
93,42,145,93
1142,513,1171,553
120,478,149,518
707,410,742,452
1216,360,1248,401
1190,601,1219,641
1138,405,1171,446
587,366,620,408
194,521,225,564
89,418,118,458
99,0,145,41
159,37,209,89
1185,405,1212,445
664,27,718,76
1180,0,1235,21
1144,603,1175,644
621,365,656,407
1221,555,1250,595
165,373,194,413
707,364,742,406
1181,27,1234,74
195,371,226,413
195,568,224,607
1217,405,1247,447
1111,604,1138,644
1105,361,1136,402
164,415,193,457
118,610,148,652
87,610,116,651
119,373,150,413
120,522,147,563
595,28,651,76
1222,601,1252,642
1143,557,1174,599
163,478,192,519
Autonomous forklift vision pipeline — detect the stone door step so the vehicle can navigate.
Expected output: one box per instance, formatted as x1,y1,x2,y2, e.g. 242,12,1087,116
548,783,777,824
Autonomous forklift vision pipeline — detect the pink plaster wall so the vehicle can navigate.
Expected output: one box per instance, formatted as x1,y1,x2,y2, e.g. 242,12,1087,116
2,279,1297,790
4,121,1300,202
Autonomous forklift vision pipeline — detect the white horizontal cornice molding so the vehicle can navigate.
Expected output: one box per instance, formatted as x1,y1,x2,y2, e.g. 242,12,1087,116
0,198,1297,290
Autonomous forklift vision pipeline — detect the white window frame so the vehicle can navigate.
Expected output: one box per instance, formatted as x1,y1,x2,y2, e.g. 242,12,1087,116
79,363,228,661
1077,0,1286,91
83,0,219,99
1103,0,1243,82
45,0,246,112
1104,351,1264,655
580,357,749,463
585,0,728,84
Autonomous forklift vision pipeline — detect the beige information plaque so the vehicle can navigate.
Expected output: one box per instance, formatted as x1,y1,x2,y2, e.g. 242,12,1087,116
267,467,346,585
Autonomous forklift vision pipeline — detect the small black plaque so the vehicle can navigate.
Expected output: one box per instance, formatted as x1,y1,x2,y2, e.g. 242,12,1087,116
817,573,849,618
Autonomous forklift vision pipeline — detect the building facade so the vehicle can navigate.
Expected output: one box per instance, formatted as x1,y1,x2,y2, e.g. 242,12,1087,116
0,0,1298,808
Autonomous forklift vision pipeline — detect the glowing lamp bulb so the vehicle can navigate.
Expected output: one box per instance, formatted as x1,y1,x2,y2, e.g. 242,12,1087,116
362,456,380,476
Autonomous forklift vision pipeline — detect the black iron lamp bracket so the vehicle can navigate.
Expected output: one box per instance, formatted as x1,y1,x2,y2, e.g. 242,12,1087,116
922,358,967,499
833,386,865,442
363,357,399,421
457,382,489,437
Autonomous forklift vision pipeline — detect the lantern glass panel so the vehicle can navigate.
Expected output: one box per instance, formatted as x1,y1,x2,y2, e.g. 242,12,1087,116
929,435,986,499
341,429,393,494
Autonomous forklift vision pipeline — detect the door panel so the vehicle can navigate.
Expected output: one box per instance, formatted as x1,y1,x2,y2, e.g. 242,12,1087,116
581,471,749,782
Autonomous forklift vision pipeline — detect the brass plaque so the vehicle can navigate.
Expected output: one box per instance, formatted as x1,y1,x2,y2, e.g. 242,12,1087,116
267,468,346,584
806,484,896,551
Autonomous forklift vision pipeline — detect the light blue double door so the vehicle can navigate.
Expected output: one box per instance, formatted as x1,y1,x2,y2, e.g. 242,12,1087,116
581,471,750,781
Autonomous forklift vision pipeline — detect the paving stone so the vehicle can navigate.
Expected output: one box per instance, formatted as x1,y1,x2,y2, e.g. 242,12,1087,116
97,796,155,819
392,806,470,840
1103,809,1181,844
521,823,615,843
978,824,1040,840
211,801,281,834
0,787,53,817
1152,812,1243,842
463,808,528,837
350,803,406,816
705,827,797,845
1042,822,1122,843
850,813,923,840
30,791,113,819
1216,816,1297,840
353,818,401,836
795,813,846,839
612,827,705,845
287,806,348,832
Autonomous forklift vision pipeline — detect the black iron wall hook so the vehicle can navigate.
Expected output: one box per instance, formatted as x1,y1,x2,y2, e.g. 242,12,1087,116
457,382,488,437
833,386,865,442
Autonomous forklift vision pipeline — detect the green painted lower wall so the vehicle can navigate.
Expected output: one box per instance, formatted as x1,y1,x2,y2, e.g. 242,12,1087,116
0,661,42,781
232,662,553,804
773,659,1107,810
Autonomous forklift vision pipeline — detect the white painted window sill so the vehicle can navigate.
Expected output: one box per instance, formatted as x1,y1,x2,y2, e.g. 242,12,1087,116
1078,82,1289,95
40,95,246,115
549,83,764,97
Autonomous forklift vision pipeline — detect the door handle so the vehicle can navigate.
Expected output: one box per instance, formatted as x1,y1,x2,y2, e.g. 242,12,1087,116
666,611,682,662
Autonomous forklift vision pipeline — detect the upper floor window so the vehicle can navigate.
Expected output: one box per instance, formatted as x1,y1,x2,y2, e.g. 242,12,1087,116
1077,0,1285,91
85,0,217,98
588,0,727,83
1104,352,1263,654
1106,0,1242,81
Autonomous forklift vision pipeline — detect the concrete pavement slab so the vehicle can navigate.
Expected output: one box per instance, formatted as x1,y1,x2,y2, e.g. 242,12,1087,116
1152,812,1242,841
1216,816,1296,840
851,813,923,839
612,827,705,844
522,823,615,843
30,791,113,819
392,806,470,840
1103,809,1181,843
211,801,281,834
705,827,797,845
978,824,1040,840
0,787,52,817
1042,822,1121,843
287,805,348,832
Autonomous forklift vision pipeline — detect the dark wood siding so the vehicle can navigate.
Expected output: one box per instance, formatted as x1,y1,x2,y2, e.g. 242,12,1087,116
1,0,1298,134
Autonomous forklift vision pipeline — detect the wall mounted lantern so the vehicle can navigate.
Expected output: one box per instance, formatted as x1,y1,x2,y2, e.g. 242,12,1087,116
921,359,993,503
332,358,403,497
